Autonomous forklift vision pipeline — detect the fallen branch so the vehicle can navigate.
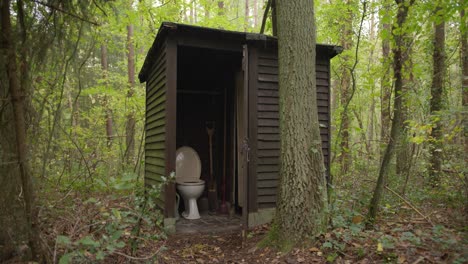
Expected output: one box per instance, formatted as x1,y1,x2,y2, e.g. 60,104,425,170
384,186,434,226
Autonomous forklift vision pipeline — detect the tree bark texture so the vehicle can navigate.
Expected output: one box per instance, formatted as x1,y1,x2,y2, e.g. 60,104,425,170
368,0,414,223
460,0,468,218
274,0,328,244
396,42,413,177
126,24,136,163
428,3,445,186
0,0,42,260
380,1,392,148
339,0,353,174
101,44,114,148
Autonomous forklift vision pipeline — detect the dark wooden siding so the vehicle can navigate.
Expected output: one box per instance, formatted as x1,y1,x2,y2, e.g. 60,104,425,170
254,49,331,209
145,42,167,208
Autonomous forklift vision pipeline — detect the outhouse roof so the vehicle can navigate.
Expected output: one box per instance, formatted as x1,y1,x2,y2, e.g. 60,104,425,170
139,22,342,83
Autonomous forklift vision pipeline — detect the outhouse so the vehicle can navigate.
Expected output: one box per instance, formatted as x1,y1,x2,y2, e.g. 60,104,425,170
138,22,341,231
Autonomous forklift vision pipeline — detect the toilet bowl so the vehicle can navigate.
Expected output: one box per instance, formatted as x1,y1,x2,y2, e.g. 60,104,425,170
175,146,205,220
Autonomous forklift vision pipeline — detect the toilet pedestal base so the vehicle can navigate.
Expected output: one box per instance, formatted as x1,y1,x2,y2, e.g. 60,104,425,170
182,198,201,219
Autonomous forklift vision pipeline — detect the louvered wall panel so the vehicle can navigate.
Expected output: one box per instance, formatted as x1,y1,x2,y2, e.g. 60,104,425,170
145,43,167,208
255,50,330,209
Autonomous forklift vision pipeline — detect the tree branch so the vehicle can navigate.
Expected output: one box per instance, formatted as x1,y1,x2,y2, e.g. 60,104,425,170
32,0,100,26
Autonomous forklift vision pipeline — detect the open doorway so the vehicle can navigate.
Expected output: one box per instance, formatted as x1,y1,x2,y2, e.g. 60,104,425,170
175,46,244,231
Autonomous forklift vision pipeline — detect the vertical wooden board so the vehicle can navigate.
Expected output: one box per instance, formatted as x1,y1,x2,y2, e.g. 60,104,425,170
163,36,177,218
247,46,259,213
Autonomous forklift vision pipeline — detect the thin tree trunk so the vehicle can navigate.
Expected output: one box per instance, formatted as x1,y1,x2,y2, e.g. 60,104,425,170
428,2,445,186
460,0,468,218
380,1,392,149
126,24,136,164
368,0,415,224
0,0,42,260
339,0,353,175
101,44,113,148
272,0,328,245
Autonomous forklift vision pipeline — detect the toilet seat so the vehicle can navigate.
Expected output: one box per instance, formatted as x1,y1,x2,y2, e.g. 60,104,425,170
175,146,202,183
176,179,205,186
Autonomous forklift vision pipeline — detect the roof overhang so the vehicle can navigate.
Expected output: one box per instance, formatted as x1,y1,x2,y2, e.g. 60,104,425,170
139,22,342,83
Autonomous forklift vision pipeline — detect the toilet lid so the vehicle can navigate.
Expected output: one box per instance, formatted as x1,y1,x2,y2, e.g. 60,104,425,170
175,146,202,183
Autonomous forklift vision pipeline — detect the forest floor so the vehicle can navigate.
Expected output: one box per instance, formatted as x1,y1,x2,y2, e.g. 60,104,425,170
40,189,467,263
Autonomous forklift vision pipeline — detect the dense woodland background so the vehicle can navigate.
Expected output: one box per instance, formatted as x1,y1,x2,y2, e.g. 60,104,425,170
0,0,466,262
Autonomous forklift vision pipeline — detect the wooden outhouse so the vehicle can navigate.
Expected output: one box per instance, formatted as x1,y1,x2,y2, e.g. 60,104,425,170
138,22,341,231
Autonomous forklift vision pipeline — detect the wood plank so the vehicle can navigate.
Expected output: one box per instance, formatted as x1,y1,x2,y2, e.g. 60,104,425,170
258,141,280,150
145,150,165,159
258,97,279,105
316,71,328,79
145,164,166,175
316,64,328,72
145,156,165,167
258,66,278,75
257,157,279,165
146,94,167,114
316,93,328,100
257,81,278,90
317,78,329,86
257,164,280,173
257,188,277,196
258,111,279,120
258,196,277,204
146,101,165,118
146,112,166,127
258,149,280,157
258,126,279,134
257,180,278,188
258,57,278,67
146,142,165,150
147,83,166,107
146,120,165,131
258,74,278,83
258,119,279,127
147,59,166,89
318,106,328,114
258,89,278,98
258,104,279,112
257,133,280,141
146,126,165,137
317,85,328,93
259,202,276,209
146,133,165,143
317,99,328,107
257,171,279,180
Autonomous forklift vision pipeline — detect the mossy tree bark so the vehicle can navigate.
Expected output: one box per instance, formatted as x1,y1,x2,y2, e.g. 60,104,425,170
428,2,445,186
272,0,328,246
368,0,415,224
0,0,42,260
339,0,354,175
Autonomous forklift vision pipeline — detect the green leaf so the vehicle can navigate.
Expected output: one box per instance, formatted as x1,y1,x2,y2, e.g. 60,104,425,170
59,253,73,264
322,241,333,249
78,236,100,247
96,250,105,260
56,235,71,245
112,208,121,220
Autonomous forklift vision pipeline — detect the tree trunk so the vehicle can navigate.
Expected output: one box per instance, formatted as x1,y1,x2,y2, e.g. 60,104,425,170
396,42,413,177
272,0,328,246
460,0,468,218
380,1,392,149
126,24,136,163
339,0,353,175
101,44,113,148
428,2,445,186
0,0,42,260
368,0,414,224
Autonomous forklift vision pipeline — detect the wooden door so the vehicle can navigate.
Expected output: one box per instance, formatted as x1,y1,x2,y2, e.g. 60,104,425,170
237,45,250,229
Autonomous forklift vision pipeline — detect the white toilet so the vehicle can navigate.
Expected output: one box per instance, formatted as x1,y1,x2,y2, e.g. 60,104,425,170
175,146,205,220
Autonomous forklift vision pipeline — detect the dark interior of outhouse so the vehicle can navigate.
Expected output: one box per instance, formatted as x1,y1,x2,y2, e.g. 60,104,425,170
176,46,243,216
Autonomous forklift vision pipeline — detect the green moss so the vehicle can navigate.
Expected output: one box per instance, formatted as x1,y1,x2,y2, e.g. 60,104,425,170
257,223,294,253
